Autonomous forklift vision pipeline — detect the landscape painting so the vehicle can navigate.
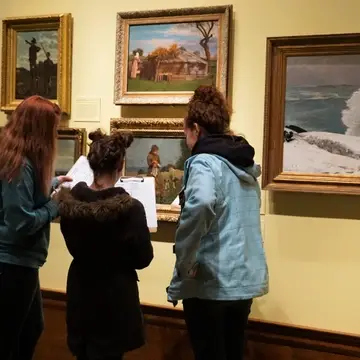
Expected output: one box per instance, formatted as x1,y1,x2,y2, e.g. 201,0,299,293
125,137,191,204
127,21,218,92
283,54,360,175
114,6,231,104
16,30,58,99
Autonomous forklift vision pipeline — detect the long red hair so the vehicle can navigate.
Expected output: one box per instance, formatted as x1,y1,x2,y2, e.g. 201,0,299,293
0,96,60,194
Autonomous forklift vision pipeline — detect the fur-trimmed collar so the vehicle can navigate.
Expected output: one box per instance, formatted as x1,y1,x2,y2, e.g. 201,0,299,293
57,182,133,222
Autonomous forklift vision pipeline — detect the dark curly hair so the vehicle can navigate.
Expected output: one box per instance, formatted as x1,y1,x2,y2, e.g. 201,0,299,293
186,85,231,134
87,129,133,176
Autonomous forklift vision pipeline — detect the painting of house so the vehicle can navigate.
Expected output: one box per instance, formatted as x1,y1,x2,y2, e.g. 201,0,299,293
114,6,231,104
136,48,209,83
126,22,218,92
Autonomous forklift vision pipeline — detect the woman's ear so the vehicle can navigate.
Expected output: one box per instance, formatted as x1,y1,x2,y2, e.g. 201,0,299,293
194,123,200,135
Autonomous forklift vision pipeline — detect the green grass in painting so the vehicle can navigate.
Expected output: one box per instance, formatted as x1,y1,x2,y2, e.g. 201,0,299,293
127,59,218,92
127,77,215,92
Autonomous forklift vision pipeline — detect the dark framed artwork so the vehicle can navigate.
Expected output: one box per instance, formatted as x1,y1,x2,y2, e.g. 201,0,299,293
55,128,86,176
114,5,232,104
262,33,360,195
111,117,189,221
1,14,73,114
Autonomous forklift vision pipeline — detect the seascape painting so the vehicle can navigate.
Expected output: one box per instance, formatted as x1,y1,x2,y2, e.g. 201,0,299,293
16,30,58,99
125,137,191,204
283,54,360,175
127,21,218,92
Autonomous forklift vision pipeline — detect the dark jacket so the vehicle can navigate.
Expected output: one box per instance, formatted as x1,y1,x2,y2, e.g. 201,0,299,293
0,159,59,268
57,182,153,358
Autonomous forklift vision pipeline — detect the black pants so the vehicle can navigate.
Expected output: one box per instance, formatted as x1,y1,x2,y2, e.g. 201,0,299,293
0,262,43,360
183,298,252,360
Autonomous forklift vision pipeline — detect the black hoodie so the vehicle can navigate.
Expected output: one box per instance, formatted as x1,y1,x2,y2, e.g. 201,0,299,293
191,134,255,168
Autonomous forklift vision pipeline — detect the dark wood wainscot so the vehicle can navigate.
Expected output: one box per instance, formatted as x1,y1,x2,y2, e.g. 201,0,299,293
34,290,360,360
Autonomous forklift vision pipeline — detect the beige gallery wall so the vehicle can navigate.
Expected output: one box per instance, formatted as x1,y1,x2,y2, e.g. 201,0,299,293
1,0,360,335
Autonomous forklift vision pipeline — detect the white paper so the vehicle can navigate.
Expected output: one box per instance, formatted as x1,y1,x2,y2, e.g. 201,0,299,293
61,155,94,189
115,177,158,229
171,195,180,207
74,97,101,123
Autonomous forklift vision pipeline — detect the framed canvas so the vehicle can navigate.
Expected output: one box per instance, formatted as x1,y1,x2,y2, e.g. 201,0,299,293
262,33,360,195
1,14,73,114
56,128,86,176
111,118,188,222
114,5,232,105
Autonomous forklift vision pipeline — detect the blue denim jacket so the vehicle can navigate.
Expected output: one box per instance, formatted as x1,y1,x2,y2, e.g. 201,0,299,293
167,153,269,301
0,160,59,268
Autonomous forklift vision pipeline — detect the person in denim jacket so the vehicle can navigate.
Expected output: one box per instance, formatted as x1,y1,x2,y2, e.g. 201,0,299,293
167,86,269,360
0,96,71,360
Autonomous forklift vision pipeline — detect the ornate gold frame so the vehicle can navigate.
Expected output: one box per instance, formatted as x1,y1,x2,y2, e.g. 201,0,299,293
262,33,360,195
56,128,87,176
1,14,73,114
114,5,232,105
111,118,185,222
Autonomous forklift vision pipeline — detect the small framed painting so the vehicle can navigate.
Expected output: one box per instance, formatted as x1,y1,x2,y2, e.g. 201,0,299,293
1,14,73,114
262,33,360,195
114,5,232,105
111,117,189,222
56,128,86,176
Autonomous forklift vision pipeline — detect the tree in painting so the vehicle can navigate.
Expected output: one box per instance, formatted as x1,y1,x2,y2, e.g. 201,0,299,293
174,21,216,62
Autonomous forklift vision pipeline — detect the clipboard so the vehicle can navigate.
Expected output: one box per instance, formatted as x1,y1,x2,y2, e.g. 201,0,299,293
115,176,158,233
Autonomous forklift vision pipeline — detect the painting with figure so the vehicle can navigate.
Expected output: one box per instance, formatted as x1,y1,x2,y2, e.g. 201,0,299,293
16,30,58,99
283,54,360,175
127,21,218,92
125,137,191,204
55,139,75,176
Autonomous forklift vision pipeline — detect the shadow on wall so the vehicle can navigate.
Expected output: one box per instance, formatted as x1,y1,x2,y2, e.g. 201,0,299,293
268,191,360,220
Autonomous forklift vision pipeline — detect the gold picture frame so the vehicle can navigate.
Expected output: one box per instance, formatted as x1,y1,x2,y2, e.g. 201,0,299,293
1,14,73,114
262,33,360,195
111,118,187,222
56,128,86,176
114,5,232,105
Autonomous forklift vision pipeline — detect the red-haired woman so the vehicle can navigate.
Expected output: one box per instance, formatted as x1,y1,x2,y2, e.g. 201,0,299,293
0,96,71,360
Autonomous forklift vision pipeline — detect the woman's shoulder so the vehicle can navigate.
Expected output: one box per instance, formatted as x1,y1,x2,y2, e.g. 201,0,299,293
186,153,219,172
57,183,134,221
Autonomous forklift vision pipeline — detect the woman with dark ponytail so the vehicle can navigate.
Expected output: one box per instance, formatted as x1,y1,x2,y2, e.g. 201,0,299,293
57,129,153,360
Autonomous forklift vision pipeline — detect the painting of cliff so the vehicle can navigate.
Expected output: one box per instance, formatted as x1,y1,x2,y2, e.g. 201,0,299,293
127,21,218,92
283,54,360,175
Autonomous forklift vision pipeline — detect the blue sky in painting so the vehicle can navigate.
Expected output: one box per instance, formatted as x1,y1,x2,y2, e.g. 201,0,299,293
128,22,218,58
16,30,58,70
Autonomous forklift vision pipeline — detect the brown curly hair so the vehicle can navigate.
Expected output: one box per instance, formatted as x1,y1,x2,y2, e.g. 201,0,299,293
185,85,231,134
87,129,133,176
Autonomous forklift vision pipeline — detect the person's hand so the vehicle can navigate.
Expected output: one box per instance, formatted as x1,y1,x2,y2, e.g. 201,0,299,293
57,175,73,186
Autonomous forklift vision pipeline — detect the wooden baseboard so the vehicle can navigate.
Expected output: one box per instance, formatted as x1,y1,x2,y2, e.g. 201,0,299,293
35,290,360,360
